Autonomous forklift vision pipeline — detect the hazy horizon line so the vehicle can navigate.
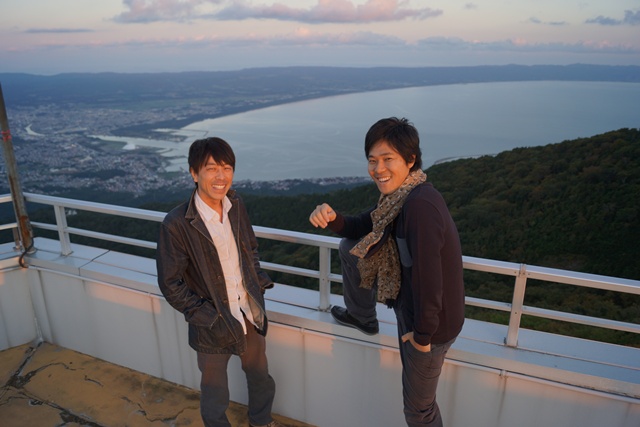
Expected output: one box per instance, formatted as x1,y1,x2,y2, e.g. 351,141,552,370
2,62,640,77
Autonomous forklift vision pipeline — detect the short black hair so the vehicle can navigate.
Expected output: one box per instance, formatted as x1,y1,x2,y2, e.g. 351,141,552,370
364,117,422,171
188,137,236,175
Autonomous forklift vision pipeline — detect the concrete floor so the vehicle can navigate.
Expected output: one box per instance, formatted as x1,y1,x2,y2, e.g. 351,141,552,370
0,342,315,427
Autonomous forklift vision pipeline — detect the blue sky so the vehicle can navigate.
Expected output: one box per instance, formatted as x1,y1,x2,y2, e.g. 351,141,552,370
2,0,639,74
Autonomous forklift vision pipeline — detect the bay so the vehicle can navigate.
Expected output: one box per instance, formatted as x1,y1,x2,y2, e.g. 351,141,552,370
164,81,640,182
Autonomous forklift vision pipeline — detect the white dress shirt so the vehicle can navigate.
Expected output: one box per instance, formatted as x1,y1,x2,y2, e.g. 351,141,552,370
194,191,257,334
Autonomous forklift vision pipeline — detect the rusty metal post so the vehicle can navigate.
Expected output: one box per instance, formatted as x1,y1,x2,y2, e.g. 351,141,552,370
0,82,35,258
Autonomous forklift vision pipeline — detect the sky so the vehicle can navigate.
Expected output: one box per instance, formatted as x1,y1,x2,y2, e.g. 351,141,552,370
1,0,639,75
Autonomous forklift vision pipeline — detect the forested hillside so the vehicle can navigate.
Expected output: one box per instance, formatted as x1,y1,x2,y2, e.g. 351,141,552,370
435,128,639,279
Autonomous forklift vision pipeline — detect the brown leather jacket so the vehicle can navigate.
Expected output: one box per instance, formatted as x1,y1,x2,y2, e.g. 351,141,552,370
156,189,273,354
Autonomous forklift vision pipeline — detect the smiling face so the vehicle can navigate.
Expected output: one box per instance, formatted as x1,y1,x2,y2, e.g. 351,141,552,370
368,140,415,195
190,155,234,210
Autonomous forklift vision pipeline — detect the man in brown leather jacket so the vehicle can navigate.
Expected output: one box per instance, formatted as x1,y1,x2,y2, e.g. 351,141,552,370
156,137,281,427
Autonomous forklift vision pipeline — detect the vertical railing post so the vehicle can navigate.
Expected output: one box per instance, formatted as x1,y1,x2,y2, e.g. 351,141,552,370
318,246,331,311
505,263,528,347
53,204,73,256
12,228,21,251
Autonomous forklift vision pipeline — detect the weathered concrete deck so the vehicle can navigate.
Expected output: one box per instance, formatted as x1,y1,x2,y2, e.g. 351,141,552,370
0,342,315,427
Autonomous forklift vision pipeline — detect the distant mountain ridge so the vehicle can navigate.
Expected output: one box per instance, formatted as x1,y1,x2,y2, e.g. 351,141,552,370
2,64,639,109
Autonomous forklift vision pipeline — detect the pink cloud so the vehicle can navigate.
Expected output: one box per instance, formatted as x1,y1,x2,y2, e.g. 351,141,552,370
114,0,442,24
114,0,216,23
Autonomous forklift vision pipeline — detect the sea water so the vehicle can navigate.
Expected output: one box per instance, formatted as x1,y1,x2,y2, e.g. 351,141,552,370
102,81,640,182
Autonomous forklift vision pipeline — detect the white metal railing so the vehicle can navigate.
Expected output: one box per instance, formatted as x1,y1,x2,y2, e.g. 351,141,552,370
2,192,639,348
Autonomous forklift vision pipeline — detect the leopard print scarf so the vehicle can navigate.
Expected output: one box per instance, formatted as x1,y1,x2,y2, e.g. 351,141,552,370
349,169,427,305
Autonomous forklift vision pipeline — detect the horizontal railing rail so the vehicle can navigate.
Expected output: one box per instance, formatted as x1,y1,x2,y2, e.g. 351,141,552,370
2,192,639,348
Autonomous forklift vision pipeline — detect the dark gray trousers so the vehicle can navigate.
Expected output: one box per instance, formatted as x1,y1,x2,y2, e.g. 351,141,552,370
196,316,276,427
338,237,454,426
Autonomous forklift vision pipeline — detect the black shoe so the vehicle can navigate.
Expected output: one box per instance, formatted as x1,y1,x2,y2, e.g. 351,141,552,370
330,306,379,335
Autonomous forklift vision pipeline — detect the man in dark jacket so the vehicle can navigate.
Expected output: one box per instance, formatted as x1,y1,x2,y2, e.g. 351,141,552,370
309,117,465,426
157,137,282,427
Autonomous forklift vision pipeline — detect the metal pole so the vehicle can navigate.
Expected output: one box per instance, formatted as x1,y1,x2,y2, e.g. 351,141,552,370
505,263,527,347
318,246,331,311
0,82,35,258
